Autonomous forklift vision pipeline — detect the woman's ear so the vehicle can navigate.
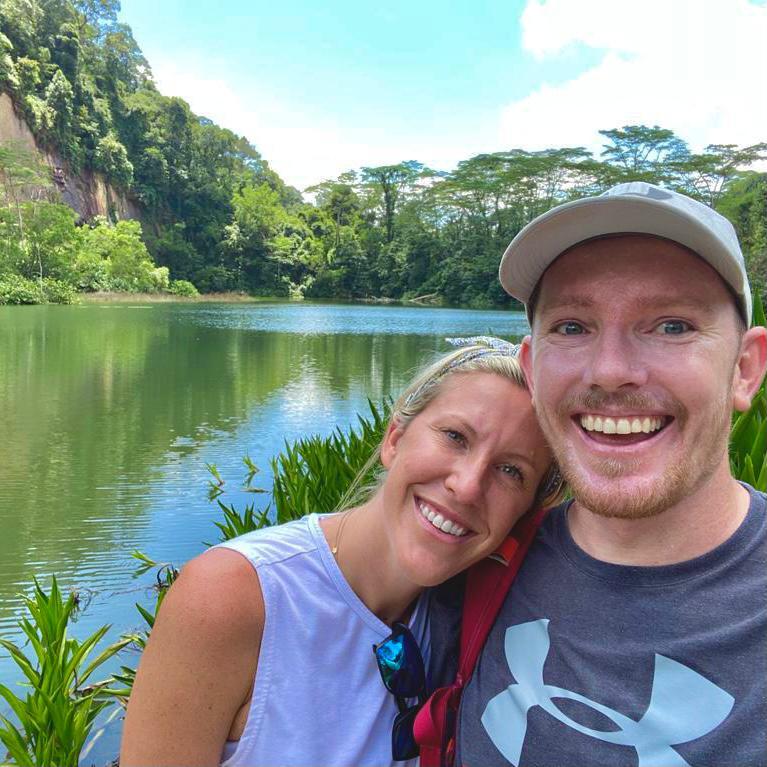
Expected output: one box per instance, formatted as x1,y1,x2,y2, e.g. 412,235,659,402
380,418,405,469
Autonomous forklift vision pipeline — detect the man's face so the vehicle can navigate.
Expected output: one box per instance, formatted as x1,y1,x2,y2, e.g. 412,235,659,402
520,235,749,520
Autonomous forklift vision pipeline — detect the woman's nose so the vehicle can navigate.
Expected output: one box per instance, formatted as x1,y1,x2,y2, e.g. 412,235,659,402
444,457,484,505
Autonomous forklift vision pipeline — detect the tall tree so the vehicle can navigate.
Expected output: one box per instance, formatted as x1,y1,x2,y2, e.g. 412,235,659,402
673,143,767,206
360,161,423,243
600,125,689,183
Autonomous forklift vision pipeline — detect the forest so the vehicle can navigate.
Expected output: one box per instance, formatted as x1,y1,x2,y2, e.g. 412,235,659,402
0,0,765,307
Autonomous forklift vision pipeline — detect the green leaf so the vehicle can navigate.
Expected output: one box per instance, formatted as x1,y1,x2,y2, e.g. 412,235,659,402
741,455,757,486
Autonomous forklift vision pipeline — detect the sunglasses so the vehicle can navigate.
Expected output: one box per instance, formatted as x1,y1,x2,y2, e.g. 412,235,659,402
373,622,427,761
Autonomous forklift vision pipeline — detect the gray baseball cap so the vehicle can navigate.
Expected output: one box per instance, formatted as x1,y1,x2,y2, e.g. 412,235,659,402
499,182,752,325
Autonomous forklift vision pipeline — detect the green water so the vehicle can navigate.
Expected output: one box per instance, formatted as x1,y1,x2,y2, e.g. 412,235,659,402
0,300,529,761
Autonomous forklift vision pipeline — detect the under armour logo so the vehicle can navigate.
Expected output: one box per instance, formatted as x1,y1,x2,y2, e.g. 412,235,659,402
482,620,734,767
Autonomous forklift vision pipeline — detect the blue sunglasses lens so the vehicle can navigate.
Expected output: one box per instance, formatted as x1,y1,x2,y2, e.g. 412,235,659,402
373,623,427,760
374,625,425,697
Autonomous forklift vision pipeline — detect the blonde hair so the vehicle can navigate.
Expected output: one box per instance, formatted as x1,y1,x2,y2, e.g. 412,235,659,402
339,344,564,511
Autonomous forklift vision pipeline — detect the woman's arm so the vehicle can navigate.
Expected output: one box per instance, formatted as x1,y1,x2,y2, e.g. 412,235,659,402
120,547,263,767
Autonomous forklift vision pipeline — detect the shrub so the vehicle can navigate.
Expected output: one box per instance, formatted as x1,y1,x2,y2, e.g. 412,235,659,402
193,265,235,293
0,34,18,91
168,279,199,297
94,133,134,188
150,266,170,292
0,274,43,304
269,400,389,524
21,94,54,135
16,57,42,93
72,251,111,292
305,267,345,299
79,218,162,293
0,275,78,304
40,277,77,304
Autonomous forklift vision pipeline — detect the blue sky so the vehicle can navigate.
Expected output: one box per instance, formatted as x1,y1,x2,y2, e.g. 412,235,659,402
119,0,767,190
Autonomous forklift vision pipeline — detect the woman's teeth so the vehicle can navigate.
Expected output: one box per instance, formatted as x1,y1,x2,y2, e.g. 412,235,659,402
579,414,665,435
418,501,467,537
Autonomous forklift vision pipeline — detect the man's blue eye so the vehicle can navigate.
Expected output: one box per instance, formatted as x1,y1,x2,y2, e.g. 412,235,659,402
555,321,584,335
656,320,690,335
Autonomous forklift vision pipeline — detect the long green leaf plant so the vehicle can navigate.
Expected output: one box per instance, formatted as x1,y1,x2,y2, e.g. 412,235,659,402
0,577,129,767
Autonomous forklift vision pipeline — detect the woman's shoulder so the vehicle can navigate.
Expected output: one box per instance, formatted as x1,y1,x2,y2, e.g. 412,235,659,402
215,515,325,569
120,548,263,765
167,547,265,643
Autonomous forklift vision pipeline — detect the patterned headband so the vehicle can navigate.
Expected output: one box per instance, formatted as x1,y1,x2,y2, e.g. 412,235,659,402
404,336,520,407
444,335,520,358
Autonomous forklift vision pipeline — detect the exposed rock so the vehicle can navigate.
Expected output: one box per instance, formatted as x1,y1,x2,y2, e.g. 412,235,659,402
0,91,142,222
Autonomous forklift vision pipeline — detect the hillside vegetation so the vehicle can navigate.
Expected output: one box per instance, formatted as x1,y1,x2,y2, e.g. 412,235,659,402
0,0,765,305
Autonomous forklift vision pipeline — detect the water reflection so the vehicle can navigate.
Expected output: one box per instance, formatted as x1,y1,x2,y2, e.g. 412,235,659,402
0,301,528,760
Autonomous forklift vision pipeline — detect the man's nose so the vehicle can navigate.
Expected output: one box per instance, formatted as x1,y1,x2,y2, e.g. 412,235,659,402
582,328,649,391
444,456,484,504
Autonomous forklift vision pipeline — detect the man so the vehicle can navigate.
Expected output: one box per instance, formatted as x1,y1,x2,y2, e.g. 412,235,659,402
455,183,767,766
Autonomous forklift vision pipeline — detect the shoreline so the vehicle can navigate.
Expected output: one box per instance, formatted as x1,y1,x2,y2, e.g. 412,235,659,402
77,292,508,310
79,291,262,303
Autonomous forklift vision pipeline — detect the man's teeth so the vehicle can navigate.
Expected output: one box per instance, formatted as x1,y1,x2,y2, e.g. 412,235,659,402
418,502,467,537
579,415,665,435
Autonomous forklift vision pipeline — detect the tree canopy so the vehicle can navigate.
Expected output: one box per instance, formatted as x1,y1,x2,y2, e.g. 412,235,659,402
1,0,765,306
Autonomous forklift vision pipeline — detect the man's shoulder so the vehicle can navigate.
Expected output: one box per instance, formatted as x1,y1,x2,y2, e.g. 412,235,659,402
746,484,767,507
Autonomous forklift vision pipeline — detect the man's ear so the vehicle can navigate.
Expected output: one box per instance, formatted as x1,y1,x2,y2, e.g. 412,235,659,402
732,326,767,412
519,335,535,402
380,418,406,469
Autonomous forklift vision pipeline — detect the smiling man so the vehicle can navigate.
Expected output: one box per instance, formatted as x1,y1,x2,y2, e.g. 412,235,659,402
454,183,767,766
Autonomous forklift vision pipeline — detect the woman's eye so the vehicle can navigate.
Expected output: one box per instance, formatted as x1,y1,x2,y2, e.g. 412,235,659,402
554,321,585,335
654,319,691,335
444,429,466,445
499,464,524,482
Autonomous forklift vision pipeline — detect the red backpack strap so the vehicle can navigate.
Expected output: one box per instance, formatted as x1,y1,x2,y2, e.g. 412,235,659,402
459,506,549,682
415,507,549,767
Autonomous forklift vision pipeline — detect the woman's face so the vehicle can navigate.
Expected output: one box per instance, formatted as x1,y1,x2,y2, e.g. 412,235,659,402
380,371,552,587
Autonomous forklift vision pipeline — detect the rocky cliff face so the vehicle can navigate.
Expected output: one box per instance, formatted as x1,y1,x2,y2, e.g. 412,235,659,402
0,92,142,222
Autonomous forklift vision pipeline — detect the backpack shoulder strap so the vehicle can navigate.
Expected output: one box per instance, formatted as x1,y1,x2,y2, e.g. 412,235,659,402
458,505,549,684
415,507,549,766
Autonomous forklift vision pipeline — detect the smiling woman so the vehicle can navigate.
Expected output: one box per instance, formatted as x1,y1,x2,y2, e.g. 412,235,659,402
119,340,562,767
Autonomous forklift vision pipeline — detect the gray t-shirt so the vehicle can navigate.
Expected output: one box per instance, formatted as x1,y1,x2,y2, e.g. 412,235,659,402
455,486,766,767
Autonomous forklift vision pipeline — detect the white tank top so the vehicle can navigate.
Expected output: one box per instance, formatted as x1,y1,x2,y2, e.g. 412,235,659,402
217,514,431,767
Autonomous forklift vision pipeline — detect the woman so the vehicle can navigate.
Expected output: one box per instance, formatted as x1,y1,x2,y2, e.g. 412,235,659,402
120,340,562,767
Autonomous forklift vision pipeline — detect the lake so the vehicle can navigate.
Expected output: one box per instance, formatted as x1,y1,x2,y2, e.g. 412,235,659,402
0,300,529,762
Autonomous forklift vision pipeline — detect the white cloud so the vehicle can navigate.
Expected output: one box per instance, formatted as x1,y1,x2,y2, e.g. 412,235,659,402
149,58,358,190
148,1,766,190
500,0,767,158
150,58,489,191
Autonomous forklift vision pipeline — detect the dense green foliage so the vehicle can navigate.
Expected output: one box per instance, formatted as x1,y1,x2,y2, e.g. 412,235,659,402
0,144,173,301
0,577,128,766
1,1,765,305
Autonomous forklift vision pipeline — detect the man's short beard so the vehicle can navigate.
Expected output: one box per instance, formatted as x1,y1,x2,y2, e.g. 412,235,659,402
560,455,702,519
540,388,732,521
